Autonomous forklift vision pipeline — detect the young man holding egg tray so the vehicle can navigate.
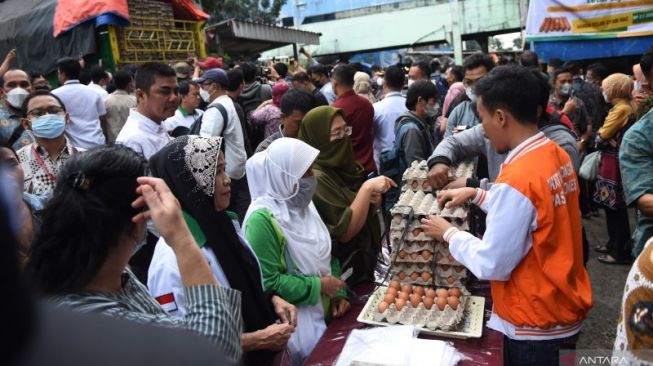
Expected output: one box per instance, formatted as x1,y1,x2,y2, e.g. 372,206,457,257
421,66,592,365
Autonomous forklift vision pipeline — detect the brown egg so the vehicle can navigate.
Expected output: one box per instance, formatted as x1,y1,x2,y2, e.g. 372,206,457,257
423,296,434,310
454,266,465,273
401,284,413,294
412,228,421,237
398,250,407,259
416,262,425,269
425,288,437,299
442,242,449,249
410,272,420,281
436,288,449,298
389,280,401,290
395,298,406,311
422,250,432,260
447,296,460,310
378,301,389,313
448,287,462,298
386,287,398,297
398,271,406,280
398,291,410,301
410,252,419,260
421,272,432,281
422,180,430,190
409,293,421,307
384,293,395,304
448,254,455,263
436,252,444,262
411,180,419,189
436,296,447,311
413,285,425,297
447,276,455,285
441,265,450,271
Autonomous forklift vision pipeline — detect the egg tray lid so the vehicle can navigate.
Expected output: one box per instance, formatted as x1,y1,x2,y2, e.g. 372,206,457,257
357,286,485,339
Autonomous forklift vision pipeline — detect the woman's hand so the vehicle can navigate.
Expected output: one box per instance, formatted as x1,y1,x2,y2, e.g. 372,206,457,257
437,187,477,209
332,297,350,318
370,191,383,209
271,295,297,327
132,177,189,245
242,323,295,351
420,215,453,241
320,275,345,297
363,176,397,195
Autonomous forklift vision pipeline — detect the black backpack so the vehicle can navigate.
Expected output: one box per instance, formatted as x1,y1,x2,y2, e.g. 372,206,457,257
188,103,229,136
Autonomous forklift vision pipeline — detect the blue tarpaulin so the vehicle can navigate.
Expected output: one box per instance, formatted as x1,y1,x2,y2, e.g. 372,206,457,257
531,36,653,62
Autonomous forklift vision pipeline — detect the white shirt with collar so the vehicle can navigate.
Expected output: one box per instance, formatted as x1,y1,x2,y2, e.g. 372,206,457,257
199,95,247,180
89,82,109,100
372,91,407,170
116,109,171,159
163,108,203,132
320,82,336,105
52,80,107,149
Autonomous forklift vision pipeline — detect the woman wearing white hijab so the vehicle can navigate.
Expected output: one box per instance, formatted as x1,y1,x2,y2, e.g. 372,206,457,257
243,137,349,365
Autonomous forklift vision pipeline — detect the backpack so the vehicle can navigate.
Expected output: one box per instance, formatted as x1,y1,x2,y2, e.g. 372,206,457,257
188,103,228,136
379,116,419,211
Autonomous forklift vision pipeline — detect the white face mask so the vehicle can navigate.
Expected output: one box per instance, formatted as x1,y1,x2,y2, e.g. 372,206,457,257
376,77,384,87
602,91,610,104
407,79,415,88
636,80,644,93
6,87,29,109
465,87,477,103
559,83,572,97
199,88,210,103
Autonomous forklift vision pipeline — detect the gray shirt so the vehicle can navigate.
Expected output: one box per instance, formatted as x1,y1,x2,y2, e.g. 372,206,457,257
445,100,480,138
428,123,580,183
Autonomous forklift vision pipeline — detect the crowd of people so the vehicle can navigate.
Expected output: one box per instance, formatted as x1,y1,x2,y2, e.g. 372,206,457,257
2,44,653,365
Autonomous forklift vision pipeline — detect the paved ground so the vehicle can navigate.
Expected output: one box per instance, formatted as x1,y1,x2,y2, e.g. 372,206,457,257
576,210,634,350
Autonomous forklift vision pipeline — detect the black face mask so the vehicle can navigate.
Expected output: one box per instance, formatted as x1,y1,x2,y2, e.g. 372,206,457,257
312,80,323,89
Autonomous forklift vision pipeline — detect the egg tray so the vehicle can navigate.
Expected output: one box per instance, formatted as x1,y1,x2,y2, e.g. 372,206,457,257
357,286,485,339
399,160,475,193
391,265,434,286
392,190,470,221
432,266,468,288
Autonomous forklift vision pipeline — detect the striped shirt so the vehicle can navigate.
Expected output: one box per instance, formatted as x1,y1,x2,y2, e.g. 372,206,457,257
51,270,243,364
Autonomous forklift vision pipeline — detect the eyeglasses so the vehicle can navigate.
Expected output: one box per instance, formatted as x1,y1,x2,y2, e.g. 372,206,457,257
330,126,352,140
27,106,65,118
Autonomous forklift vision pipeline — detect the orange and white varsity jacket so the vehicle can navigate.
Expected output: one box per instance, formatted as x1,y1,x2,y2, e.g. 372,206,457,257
443,132,592,340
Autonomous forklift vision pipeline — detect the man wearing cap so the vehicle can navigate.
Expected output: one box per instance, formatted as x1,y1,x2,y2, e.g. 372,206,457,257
174,62,193,82
197,68,250,221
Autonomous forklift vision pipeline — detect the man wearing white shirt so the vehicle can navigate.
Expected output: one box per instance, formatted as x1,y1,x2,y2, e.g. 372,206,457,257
52,58,108,149
116,62,177,159
115,62,178,283
88,66,110,100
162,80,202,135
196,68,249,221
372,65,407,170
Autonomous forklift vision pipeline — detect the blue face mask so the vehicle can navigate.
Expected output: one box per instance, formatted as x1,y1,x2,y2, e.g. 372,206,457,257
30,114,66,139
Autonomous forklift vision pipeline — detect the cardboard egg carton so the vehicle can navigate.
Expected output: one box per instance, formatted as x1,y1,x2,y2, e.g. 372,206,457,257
371,287,468,331
391,263,433,286
402,161,432,193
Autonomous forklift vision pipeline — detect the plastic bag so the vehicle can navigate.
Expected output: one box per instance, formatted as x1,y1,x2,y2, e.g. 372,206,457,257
579,151,600,180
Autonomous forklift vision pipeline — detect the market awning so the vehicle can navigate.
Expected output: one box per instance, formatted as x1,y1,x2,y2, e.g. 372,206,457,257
205,19,321,56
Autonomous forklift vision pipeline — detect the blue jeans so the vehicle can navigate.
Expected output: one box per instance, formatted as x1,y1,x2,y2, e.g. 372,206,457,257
504,334,578,366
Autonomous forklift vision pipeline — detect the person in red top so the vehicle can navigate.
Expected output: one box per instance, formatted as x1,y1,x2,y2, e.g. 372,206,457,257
332,65,376,175
422,65,592,366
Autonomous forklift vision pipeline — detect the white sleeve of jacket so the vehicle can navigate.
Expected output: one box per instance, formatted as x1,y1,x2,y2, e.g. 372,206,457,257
443,184,537,281
199,106,224,138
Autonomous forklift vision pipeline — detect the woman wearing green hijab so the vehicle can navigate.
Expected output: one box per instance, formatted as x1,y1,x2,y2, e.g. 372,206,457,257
298,106,396,285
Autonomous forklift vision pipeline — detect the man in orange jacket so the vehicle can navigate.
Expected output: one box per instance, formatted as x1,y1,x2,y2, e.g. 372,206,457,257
422,65,592,366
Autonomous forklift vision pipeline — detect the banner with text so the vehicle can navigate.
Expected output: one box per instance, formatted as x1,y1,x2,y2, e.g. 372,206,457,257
526,0,653,41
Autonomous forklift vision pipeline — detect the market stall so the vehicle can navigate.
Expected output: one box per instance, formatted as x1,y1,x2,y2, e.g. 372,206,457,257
305,160,502,365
